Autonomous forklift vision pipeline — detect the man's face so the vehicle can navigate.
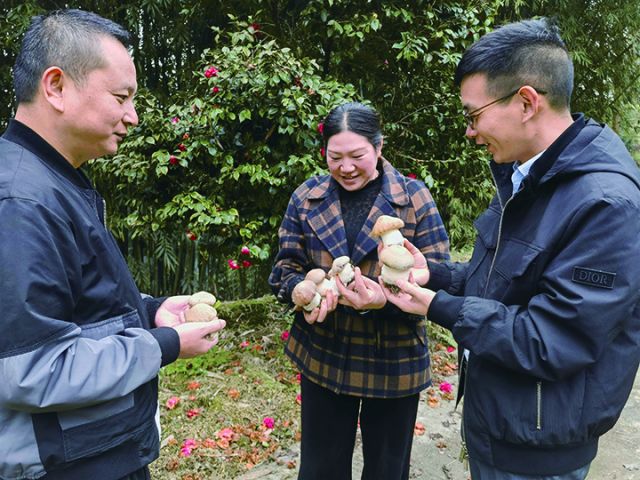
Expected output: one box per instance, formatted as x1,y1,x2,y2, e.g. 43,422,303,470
460,74,525,164
326,130,381,191
63,36,138,166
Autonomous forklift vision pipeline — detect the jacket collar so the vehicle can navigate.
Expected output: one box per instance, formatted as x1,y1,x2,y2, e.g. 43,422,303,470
2,119,93,190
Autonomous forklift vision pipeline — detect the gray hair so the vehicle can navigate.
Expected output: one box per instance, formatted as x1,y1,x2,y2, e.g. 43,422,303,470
13,9,131,104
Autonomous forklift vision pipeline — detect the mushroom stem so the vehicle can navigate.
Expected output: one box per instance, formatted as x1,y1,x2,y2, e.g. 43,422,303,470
380,229,405,247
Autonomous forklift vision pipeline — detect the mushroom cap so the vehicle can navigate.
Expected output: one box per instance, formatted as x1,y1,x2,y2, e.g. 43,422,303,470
305,268,327,285
379,244,414,270
371,215,405,237
292,280,318,306
188,291,217,306
332,256,351,270
184,303,218,322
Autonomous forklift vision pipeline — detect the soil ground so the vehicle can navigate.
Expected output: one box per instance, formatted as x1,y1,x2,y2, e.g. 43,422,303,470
239,369,640,480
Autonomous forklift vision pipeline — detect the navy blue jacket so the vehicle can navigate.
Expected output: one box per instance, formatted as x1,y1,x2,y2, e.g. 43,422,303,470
428,115,640,475
0,120,180,480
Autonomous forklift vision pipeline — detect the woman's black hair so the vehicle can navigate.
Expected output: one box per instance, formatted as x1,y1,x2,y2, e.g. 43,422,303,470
322,102,383,149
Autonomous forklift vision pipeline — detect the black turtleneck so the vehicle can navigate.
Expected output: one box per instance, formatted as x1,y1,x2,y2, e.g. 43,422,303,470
338,172,382,256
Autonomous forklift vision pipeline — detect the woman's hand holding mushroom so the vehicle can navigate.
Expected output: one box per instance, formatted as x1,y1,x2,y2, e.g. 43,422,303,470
337,267,386,310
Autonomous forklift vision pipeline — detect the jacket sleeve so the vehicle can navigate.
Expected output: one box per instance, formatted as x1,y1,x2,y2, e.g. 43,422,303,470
0,198,164,413
429,196,640,381
268,194,306,303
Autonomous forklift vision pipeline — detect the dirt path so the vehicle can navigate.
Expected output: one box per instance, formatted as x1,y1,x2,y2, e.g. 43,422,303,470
239,370,640,480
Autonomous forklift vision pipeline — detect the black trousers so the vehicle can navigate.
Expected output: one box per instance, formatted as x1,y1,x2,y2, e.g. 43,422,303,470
298,375,420,480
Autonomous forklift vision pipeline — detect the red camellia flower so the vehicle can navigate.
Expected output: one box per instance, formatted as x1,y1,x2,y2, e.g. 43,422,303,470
178,143,186,152
186,230,197,241
204,66,218,78
212,86,220,94
320,147,326,157
250,22,261,32
446,345,456,353
242,260,252,268
439,381,453,394
317,122,324,134
407,172,418,179
228,259,240,270
240,246,250,255
263,417,275,429
280,330,290,341
169,155,179,166
186,408,200,419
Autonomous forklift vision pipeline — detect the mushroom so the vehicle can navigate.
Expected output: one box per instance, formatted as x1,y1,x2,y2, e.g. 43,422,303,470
379,244,415,290
371,215,405,247
291,279,322,312
188,290,217,307
184,302,218,322
328,256,355,286
305,268,338,297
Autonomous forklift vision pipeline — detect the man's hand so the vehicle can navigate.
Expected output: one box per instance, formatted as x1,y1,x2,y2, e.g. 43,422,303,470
402,239,430,286
173,319,226,358
337,267,386,310
155,295,190,327
380,278,435,316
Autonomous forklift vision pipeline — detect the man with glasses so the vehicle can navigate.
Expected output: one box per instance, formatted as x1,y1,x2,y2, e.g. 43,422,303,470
382,17,640,480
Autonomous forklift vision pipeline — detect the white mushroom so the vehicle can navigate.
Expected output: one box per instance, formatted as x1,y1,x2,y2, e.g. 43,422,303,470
305,268,338,297
371,215,405,247
379,244,415,287
188,291,217,307
292,279,322,312
184,303,218,322
328,256,355,286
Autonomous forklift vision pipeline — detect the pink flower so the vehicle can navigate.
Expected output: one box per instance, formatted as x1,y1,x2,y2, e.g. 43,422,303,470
439,381,453,394
187,381,201,391
180,446,192,457
240,339,250,348
186,230,197,241
240,246,250,255
183,438,197,449
182,132,190,140
165,396,180,410
263,417,275,429
320,147,326,157
178,143,187,152
203,438,216,448
296,373,301,384
186,408,200,419
295,393,302,405
446,345,456,353
170,116,179,124
407,172,417,179
317,122,324,134
217,428,235,441
204,66,218,78
242,260,252,268
169,155,179,166
280,330,290,341
228,259,240,270
212,86,220,94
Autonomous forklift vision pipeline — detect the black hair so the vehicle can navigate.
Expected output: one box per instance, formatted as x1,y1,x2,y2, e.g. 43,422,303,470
13,9,131,104
322,102,383,149
454,17,573,111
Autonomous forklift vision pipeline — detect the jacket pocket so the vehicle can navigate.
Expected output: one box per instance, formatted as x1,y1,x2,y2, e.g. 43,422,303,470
489,240,544,303
57,310,148,462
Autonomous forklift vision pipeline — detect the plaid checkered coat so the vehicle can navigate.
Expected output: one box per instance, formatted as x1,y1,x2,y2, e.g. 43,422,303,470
269,159,450,398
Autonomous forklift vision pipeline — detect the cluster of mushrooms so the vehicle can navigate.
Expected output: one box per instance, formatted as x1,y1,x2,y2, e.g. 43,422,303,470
291,214,418,311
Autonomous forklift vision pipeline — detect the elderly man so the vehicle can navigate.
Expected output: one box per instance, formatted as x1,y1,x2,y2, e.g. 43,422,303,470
0,9,224,480
383,17,640,480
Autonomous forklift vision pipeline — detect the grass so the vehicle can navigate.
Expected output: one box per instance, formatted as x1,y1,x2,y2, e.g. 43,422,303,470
150,287,460,479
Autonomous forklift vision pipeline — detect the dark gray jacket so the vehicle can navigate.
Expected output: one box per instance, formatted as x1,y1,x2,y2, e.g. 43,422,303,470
428,115,640,475
0,120,180,480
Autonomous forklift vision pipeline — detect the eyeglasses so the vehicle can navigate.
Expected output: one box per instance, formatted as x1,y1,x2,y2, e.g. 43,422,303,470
462,87,547,129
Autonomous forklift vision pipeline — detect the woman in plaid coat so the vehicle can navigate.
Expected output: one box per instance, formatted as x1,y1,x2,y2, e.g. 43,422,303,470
269,102,449,479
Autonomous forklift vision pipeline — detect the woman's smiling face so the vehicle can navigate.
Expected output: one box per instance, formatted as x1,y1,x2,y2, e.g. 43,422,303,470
326,130,381,191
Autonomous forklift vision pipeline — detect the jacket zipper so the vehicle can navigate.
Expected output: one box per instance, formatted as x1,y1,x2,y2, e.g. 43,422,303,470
460,172,513,468
536,381,543,430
